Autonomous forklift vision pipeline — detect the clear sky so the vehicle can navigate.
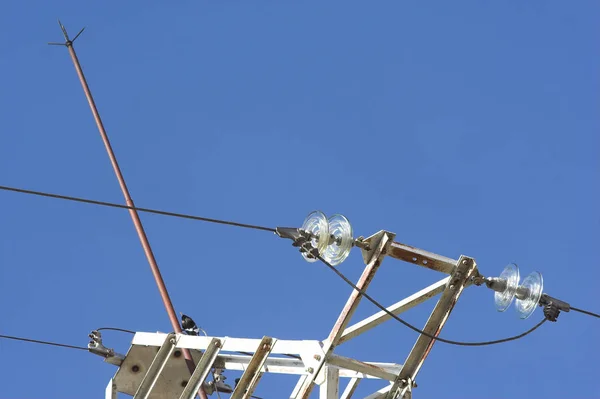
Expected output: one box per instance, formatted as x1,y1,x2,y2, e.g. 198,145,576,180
0,1,598,398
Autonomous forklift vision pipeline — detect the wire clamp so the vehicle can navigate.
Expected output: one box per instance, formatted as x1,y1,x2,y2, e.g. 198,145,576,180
88,330,125,366
539,294,570,322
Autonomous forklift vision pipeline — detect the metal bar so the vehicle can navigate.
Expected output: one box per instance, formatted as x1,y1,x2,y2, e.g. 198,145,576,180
386,256,477,399
105,378,117,399
328,354,402,382
388,241,457,274
179,338,222,399
340,277,450,343
173,334,320,356
363,384,392,399
55,22,207,399
319,367,339,399
230,336,276,399
340,378,360,399
133,334,178,399
211,353,401,379
294,231,395,399
290,376,308,399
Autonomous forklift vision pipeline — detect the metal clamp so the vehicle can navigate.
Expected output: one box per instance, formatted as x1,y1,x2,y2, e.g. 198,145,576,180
88,330,125,366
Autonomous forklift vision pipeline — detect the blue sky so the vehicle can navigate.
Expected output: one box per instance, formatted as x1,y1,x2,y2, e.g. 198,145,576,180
1,1,599,398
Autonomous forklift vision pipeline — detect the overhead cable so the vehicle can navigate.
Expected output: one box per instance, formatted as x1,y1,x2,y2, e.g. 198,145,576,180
0,185,276,233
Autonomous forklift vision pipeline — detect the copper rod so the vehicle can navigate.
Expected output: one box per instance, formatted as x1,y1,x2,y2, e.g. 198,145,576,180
54,22,208,399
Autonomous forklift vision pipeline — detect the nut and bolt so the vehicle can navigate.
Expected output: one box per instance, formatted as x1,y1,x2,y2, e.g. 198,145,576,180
313,354,321,361
306,367,314,374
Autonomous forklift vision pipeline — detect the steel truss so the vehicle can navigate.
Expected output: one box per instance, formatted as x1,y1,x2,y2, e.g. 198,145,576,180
100,230,479,399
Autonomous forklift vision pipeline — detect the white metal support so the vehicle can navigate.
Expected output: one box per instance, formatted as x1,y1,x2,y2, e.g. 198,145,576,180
178,338,223,399
105,378,117,399
320,366,339,399
340,378,360,399
328,354,402,381
294,230,395,399
386,256,477,399
339,277,450,344
363,384,392,399
133,333,178,399
290,376,308,399
230,336,276,399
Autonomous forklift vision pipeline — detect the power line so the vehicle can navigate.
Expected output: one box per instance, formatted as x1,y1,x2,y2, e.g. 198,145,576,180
0,334,88,351
571,306,600,319
316,255,548,346
96,327,136,334
0,185,276,233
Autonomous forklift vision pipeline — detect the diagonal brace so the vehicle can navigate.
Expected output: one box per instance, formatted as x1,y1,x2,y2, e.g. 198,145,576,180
231,336,276,399
386,256,477,399
294,230,395,399
178,338,223,399
133,333,178,399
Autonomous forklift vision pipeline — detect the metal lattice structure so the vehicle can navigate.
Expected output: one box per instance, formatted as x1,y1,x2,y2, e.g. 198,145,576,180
95,230,480,399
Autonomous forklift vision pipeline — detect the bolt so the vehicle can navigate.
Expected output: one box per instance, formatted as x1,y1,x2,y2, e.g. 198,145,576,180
174,350,182,358
131,365,140,373
170,337,177,344
215,341,221,348
314,354,321,361
263,344,270,350
462,259,468,265
306,367,314,374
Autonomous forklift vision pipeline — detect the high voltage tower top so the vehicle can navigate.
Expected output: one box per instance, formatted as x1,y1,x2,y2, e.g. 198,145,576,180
31,20,590,399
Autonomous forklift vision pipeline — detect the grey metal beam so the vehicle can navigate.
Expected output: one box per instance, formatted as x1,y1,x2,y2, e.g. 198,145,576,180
133,333,177,399
319,366,339,399
386,256,477,399
178,338,222,399
231,336,276,399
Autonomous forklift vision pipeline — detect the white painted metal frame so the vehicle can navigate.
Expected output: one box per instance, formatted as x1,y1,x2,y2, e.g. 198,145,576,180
105,230,479,399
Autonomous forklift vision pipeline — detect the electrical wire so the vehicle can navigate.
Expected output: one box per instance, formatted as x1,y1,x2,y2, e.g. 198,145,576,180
0,185,276,233
570,306,600,319
316,255,548,346
0,334,88,351
96,327,136,334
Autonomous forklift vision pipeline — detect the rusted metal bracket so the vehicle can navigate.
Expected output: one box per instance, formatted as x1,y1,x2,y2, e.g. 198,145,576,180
387,241,457,274
230,336,276,399
386,256,477,399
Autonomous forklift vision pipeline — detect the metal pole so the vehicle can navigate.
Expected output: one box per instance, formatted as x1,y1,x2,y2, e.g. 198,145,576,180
51,21,208,399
